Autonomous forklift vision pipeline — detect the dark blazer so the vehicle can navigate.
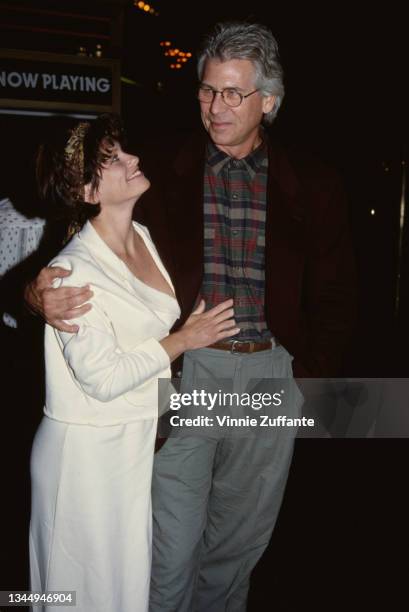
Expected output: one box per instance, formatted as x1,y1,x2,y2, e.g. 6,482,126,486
135,131,357,377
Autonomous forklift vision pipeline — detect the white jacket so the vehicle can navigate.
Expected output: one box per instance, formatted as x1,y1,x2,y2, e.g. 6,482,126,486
44,220,180,426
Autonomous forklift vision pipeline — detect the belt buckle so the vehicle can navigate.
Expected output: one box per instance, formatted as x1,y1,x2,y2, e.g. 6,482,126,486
230,340,247,354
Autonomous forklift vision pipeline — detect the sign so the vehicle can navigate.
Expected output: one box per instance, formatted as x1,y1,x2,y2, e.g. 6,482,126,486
0,49,120,113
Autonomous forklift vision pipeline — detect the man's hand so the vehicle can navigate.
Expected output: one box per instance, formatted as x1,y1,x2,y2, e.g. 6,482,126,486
24,266,93,333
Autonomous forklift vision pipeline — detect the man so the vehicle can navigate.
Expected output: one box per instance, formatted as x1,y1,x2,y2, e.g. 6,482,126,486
27,21,356,612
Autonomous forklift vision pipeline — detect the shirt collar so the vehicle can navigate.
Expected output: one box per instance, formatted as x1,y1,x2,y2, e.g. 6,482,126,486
206,132,268,178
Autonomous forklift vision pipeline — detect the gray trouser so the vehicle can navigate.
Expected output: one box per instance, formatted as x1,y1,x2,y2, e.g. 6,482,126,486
150,345,300,612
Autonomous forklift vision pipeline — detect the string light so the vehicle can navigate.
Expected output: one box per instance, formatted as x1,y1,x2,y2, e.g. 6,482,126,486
160,41,193,70
134,1,159,16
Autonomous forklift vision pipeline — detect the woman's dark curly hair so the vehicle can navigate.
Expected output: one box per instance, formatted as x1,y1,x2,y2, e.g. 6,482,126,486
36,113,125,239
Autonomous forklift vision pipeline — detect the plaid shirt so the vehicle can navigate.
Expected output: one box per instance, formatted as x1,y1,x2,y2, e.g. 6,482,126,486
200,138,272,341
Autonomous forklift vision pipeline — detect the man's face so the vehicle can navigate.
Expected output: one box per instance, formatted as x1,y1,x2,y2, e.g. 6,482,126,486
199,58,275,158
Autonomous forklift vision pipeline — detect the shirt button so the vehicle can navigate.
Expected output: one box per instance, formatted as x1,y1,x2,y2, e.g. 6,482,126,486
232,230,239,235
232,193,238,200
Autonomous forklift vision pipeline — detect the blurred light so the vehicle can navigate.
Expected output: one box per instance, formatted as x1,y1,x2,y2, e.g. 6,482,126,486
160,42,192,70
121,76,138,85
134,1,158,16
370,209,376,215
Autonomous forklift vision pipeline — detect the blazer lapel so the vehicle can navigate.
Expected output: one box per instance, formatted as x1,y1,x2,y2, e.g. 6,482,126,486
266,142,305,249
265,142,307,333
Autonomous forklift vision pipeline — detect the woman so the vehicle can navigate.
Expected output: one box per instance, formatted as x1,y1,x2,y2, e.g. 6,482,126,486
29,114,238,611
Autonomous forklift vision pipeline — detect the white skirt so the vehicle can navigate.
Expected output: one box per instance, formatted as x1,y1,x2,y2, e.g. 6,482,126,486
29,416,156,612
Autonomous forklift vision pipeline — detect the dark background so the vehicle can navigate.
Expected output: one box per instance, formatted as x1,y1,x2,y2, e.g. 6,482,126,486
1,1,408,610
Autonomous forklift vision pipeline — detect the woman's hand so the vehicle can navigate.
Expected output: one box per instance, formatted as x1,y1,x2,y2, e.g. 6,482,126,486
180,299,238,350
160,299,239,362
24,266,93,333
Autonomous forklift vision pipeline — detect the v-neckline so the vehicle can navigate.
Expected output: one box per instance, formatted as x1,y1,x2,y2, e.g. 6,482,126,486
125,223,176,301
83,220,177,302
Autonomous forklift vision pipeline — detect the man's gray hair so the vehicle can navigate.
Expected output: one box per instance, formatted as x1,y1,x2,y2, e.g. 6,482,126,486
197,21,285,124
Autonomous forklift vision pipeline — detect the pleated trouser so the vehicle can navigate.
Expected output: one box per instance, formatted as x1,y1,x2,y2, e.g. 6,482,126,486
150,345,302,612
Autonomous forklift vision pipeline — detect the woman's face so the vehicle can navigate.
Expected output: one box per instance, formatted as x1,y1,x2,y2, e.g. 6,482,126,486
88,141,150,208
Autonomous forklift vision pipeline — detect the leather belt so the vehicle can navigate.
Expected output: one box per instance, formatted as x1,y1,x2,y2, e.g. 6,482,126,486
208,340,273,354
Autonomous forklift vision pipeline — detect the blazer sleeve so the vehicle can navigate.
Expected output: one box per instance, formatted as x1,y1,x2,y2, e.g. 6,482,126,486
53,263,170,403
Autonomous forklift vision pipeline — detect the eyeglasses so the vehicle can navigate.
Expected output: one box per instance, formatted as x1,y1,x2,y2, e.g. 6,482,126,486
197,85,260,108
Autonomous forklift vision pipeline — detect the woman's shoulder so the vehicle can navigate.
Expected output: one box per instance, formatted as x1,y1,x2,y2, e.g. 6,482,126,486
49,229,91,263
48,233,100,288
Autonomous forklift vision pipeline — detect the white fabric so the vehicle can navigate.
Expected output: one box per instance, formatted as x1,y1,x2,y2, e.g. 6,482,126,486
0,198,45,276
30,416,156,612
30,220,180,612
0,198,46,327
44,220,180,425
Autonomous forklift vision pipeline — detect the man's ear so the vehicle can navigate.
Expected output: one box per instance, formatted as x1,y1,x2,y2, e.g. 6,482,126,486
262,94,276,115
84,183,98,204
